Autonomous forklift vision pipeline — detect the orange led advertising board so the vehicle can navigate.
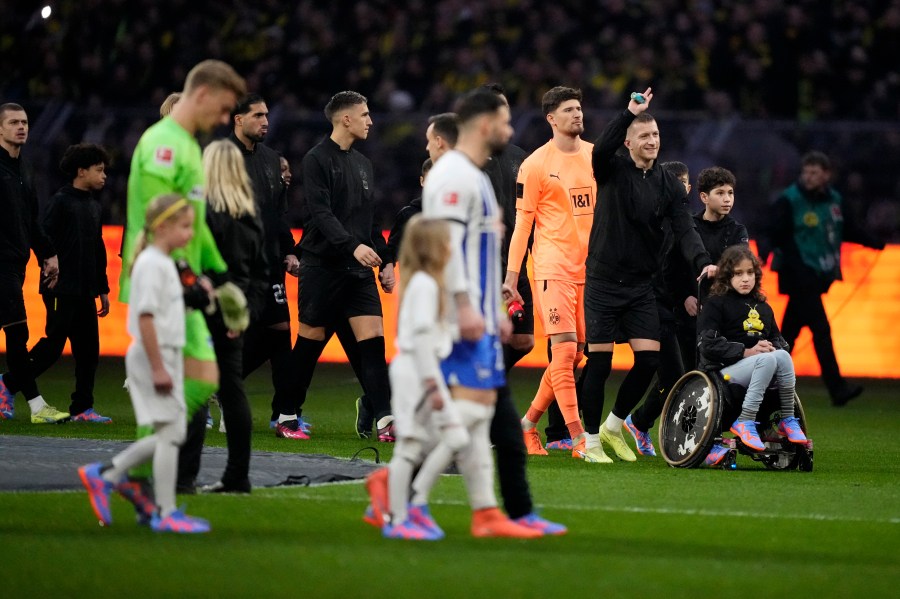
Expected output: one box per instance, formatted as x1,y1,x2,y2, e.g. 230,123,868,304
2,228,896,379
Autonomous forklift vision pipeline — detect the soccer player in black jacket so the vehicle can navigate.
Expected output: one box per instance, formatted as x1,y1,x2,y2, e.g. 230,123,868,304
3,143,111,423
294,91,394,441
0,103,66,424
579,88,716,462
225,94,306,437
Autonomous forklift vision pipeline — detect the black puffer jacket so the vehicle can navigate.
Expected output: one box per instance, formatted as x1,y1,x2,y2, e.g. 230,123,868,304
697,289,788,369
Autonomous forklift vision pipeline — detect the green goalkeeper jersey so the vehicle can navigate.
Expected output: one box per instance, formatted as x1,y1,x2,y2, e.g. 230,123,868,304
119,116,227,302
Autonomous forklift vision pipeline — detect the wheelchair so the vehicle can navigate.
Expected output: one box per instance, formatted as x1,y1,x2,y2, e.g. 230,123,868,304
658,369,814,471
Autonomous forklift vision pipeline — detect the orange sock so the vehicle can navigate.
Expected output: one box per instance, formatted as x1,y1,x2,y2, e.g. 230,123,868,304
549,341,580,427
526,369,556,421
566,421,585,439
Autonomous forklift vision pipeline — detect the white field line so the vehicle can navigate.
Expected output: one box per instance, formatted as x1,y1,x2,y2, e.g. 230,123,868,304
253,485,900,525
8,483,898,525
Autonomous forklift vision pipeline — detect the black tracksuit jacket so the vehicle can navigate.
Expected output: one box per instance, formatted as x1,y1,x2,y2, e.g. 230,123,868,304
0,147,55,271
297,137,387,267
228,133,290,282
588,110,709,284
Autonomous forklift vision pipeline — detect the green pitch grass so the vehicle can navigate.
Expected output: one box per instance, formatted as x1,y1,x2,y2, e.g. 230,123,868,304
2,358,898,598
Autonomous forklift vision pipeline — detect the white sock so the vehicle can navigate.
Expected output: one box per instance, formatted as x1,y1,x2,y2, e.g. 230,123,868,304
521,417,537,431
585,432,601,449
27,395,48,414
153,420,184,519
411,443,453,506
604,413,624,433
278,413,297,424
105,436,157,482
388,438,423,525
376,415,394,430
456,413,497,511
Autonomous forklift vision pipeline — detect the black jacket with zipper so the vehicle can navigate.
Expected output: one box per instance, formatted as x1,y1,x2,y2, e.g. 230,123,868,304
0,147,55,272
228,133,290,283
588,110,709,284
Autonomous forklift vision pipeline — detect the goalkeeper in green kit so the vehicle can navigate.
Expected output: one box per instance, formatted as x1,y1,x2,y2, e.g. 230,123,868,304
119,60,247,506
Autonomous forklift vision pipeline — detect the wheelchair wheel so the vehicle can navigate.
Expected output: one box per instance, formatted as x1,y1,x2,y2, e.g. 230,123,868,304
659,370,725,468
753,393,813,471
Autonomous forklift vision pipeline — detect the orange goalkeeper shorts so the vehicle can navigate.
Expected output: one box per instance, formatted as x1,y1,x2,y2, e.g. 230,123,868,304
533,279,585,340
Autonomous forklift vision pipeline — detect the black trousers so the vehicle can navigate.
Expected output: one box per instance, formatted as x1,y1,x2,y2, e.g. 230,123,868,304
178,315,253,491
241,322,294,421
491,383,533,519
4,294,99,414
780,290,846,396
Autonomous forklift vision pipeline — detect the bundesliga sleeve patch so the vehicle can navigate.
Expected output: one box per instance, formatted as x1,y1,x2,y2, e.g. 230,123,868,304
516,182,524,199
154,146,175,167
443,192,458,206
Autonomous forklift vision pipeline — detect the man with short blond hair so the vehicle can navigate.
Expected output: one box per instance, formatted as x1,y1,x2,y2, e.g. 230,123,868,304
580,88,714,463
119,59,246,494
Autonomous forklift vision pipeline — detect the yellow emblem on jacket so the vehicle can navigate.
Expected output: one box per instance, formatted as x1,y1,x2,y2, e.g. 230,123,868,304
744,305,764,336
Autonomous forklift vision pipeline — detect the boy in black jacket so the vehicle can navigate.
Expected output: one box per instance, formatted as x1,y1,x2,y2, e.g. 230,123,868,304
6,143,112,422
671,166,750,371
625,165,749,454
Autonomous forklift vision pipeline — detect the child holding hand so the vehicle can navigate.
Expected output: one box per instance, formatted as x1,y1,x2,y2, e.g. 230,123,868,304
366,216,468,540
78,194,211,533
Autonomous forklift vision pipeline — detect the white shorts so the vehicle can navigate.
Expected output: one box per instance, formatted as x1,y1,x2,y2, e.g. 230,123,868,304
125,343,186,427
389,353,459,442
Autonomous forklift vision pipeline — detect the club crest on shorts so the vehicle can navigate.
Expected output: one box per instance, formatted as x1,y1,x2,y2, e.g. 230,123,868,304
549,307,560,325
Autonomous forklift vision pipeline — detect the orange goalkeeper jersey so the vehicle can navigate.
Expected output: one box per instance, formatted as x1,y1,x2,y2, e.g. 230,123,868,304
508,139,596,282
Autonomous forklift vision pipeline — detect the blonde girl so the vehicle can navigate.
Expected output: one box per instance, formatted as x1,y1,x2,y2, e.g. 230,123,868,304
366,216,466,540
79,194,211,533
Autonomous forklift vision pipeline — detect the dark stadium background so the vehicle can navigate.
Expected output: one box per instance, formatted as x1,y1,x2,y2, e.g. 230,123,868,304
2,0,898,243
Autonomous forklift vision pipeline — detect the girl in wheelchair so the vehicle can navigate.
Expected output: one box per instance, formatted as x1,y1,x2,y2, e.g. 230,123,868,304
697,245,808,461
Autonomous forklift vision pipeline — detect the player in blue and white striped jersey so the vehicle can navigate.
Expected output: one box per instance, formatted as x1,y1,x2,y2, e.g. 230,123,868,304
411,89,542,538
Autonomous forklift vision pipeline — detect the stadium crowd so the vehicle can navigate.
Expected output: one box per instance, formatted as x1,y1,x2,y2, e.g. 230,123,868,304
2,1,899,240
5,0,900,120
